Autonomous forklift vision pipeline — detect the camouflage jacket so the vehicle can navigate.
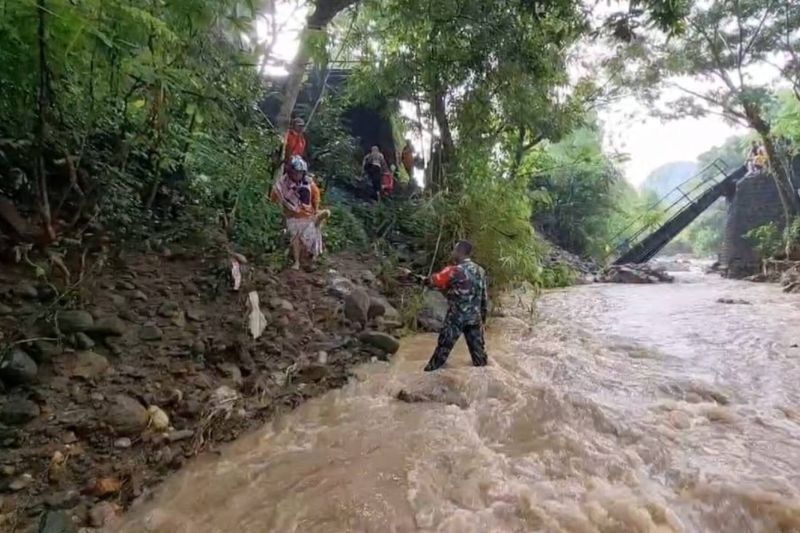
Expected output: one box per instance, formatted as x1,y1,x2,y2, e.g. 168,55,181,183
431,259,488,325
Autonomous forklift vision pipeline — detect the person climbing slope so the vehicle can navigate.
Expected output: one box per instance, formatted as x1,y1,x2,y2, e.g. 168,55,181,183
423,240,489,371
363,146,388,201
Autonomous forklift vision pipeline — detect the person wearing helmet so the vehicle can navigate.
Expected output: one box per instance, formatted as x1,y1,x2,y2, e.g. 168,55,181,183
270,155,326,270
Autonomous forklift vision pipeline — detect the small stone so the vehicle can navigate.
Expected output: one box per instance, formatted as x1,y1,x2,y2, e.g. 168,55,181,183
132,290,148,301
191,340,206,355
56,310,94,334
116,280,136,290
1,465,16,476
90,316,127,337
14,284,39,299
358,331,401,355
186,308,205,322
668,410,692,429
109,294,126,308
361,270,377,283
171,311,186,328
158,301,180,318
90,392,104,402
182,282,199,296
0,348,38,385
344,287,371,326
74,332,95,350
220,364,243,388
0,303,12,315
88,501,121,528
38,510,78,533
63,431,77,444
139,325,163,341
269,298,294,314
166,429,194,443
317,351,328,364
8,472,33,491
0,398,40,425
105,395,148,435
114,437,132,449
327,276,355,299
295,364,330,384
59,351,109,380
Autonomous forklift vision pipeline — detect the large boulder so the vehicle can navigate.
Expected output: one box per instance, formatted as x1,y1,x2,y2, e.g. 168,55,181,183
359,331,401,355
105,395,148,435
56,310,94,333
417,290,448,332
368,295,400,321
0,348,38,385
1,398,40,425
344,287,371,326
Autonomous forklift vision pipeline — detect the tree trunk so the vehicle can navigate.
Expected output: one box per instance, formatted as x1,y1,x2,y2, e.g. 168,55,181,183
35,0,56,243
429,84,454,191
275,0,357,133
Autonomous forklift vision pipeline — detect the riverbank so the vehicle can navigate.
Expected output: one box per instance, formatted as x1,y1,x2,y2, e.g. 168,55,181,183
0,243,420,532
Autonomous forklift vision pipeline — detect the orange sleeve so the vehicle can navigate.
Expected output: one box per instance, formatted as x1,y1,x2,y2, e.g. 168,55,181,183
311,182,321,211
431,265,455,290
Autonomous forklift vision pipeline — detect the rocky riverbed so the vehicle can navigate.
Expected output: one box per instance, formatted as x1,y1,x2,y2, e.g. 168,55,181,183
0,247,447,532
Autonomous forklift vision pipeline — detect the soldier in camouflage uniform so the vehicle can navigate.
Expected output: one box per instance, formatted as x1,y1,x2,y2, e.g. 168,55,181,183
424,240,489,371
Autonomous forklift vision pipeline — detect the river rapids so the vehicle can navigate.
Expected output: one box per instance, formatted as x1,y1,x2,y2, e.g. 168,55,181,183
116,267,800,533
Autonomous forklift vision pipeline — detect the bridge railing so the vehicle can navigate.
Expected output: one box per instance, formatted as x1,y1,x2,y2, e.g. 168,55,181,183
604,158,731,261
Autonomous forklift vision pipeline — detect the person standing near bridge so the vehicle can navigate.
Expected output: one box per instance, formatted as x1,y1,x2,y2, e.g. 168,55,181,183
423,240,489,372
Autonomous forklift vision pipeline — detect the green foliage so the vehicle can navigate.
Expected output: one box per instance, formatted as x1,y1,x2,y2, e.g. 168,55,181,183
746,222,783,260
324,204,369,253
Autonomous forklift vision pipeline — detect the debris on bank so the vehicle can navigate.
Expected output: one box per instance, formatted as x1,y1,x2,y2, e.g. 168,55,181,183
599,263,674,284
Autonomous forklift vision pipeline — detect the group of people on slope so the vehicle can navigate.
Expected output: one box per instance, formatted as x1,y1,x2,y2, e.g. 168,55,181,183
747,140,768,175
361,140,415,201
269,119,489,372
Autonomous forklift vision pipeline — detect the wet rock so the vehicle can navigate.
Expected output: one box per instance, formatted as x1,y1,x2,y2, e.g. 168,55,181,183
171,311,187,328
186,308,205,322
166,429,194,443
397,385,469,409
139,324,163,341
58,351,109,380
327,275,355,299
0,348,38,385
269,298,294,314
116,280,136,291
14,283,39,300
91,315,127,337
44,490,80,510
418,290,448,331
344,287,371,326
295,364,330,384
74,332,95,350
132,290,148,301
109,293,126,308
30,340,60,363
358,331,400,355
1,398,40,425
113,437,132,449
38,510,78,533
368,295,399,321
0,303,12,315
88,501,121,528
6,472,33,491
158,301,180,318
716,298,752,305
56,310,94,333
105,395,148,435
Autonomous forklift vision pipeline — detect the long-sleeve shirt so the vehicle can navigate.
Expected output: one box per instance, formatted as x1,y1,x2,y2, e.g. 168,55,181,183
431,259,488,325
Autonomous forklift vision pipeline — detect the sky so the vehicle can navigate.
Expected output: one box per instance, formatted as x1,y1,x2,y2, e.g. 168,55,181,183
599,98,746,186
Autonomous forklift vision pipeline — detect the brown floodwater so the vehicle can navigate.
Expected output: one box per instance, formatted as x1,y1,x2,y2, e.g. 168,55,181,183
116,268,800,533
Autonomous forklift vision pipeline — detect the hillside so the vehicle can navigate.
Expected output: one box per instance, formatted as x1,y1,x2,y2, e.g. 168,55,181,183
640,161,699,197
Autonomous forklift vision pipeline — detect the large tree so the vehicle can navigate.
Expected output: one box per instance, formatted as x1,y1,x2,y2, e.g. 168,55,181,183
613,0,800,221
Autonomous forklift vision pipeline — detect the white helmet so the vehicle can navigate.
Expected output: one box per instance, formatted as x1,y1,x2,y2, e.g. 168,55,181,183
290,155,308,172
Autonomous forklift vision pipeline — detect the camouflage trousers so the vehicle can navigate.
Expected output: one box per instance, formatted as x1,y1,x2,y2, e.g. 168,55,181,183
424,314,488,371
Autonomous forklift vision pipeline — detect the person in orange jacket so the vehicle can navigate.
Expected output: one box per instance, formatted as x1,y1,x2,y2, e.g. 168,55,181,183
424,240,489,371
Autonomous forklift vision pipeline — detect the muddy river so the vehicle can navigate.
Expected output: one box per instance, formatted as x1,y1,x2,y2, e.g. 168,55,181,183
117,268,800,532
